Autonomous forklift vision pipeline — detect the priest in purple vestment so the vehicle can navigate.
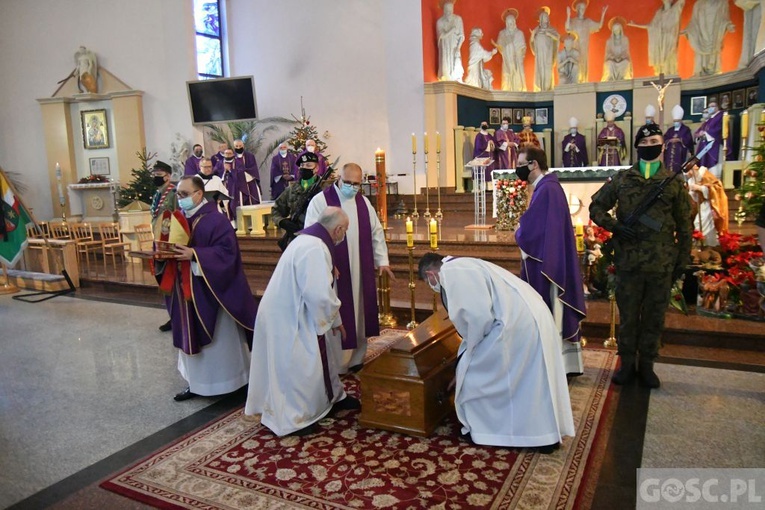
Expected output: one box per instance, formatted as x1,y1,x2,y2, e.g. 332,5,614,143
159,176,257,401
597,111,627,166
184,144,204,176
295,139,329,178
561,117,589,167
210,142,228,171
694,102,731,179
514,146,586,376
493,117,520,170
473,122,496,180
663,105,695,173
270,142,297,199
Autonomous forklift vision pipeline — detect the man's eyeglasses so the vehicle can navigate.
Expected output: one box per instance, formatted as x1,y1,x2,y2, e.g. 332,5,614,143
177,190,200,199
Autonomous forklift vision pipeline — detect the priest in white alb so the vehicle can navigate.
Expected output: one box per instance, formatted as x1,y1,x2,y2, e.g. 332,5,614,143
245,207,360,437
418,253,575,451
304,163,395,373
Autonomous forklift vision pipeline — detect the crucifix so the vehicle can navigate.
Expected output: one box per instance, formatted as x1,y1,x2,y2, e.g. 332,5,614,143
642,73,681,129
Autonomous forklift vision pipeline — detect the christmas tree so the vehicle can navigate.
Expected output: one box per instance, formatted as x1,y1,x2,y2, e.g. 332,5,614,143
119,148,158,207
736,139,765,222
286,101,333,166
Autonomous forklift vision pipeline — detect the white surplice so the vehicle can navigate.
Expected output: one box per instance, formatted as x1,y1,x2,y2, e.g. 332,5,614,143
304,187,389,371
244,234,345,436
440,256,575,448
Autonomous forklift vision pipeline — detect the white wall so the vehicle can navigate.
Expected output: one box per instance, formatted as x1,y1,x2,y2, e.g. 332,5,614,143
0,0,197,220
227,0,425,191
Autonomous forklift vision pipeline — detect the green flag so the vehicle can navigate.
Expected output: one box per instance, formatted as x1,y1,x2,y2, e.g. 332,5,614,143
0,171,33,267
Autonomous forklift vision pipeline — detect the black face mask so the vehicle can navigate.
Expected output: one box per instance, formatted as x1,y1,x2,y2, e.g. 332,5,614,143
480,124,488,131
300,168,314,180
194,151,203,157
153,176,166,187
234,147,245,154
224,158,234,164
515,163,531,182
637,145,662,162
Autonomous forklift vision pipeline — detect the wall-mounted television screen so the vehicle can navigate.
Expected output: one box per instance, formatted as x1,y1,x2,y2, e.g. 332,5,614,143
187,76,257,124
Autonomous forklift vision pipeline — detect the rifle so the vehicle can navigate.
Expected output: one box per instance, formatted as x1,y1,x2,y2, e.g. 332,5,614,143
622,145,710,231
277,168,333,251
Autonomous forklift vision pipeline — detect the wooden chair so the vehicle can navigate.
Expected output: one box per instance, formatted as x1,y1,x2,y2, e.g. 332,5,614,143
48,221,71,240
71,222,103,275
99,223,131,271
25,223,49,263
134,224,154,251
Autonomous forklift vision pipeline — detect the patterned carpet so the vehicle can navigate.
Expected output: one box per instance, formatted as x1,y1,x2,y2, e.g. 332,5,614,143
101,332,617,509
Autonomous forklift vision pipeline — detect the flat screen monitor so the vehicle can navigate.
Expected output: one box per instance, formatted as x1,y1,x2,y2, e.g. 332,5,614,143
187,76,257,124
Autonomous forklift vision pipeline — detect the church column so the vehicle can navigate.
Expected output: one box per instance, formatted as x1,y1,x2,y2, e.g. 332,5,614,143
424,82,459,191
37,97,77,220
110,91,146,186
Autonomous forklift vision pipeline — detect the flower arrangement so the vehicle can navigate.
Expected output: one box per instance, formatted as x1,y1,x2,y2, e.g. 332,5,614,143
494,176,528,231
78,174,109,184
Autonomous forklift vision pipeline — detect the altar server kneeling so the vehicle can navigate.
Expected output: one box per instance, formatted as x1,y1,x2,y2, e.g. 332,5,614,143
245,207,360,436
418,253,575,452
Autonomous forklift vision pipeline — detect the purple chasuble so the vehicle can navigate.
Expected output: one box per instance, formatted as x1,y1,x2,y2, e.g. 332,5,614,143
165,201,257,355
270,153,297,199
515,173,586,342
324,186,380,349
493,129,520,170
235,152,261,204
297,222,338,401
561,133,589,167
597,126,625,166
663,124,695,172
184,156,202,176
210,152,225,170
473,132,496,179
696,112,732,168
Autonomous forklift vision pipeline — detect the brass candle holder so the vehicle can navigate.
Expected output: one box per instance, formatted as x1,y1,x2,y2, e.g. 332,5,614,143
603,294,618,349
435,139,443,221
423,149,431,222
411,147,419,219
377,271,397,328
406,244,418,330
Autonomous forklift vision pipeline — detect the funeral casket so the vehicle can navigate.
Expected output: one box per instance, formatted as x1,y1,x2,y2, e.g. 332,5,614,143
358,310,461,437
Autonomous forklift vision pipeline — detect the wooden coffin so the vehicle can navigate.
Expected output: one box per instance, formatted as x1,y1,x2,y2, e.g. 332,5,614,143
358,310,462,437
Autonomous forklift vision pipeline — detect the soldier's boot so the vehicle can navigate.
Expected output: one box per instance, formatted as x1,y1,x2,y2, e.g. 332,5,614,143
638,359,661,389
612,356,636,385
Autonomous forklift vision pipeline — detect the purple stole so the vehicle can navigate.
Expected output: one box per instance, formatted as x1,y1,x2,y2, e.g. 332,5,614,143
299,222,338,401
324,186,380,349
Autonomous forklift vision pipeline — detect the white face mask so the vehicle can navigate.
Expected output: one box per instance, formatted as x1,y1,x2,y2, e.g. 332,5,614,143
426,273,441,293
501,123,509,131
306,145,316,153
570,128,577,135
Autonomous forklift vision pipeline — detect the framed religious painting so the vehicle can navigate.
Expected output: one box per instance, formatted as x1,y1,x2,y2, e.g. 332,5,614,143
719,92,731,111
81,109,110,149
513,108,524,124
690,96,706,116
733,89,745,109
89,157,110,175
535,108,549,126
500,108,513,123
747,86,758,107
488,107,501,125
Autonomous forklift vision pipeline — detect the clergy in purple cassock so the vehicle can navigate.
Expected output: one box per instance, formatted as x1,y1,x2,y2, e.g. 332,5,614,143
663,105,695,173
184,144,204,176
473,122,496,179
210,142,228,171
304,163,394,373
514,146,586,376
561,117,589,168
597,111,627,166
160,176,257,401
232,139,262,203
694,102,731,179
493,117,521,170
294,139,329,178
270,142,297,199
245,207,361,437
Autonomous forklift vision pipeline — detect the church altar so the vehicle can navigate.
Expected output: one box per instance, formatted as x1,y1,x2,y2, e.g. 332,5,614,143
68,182,119,223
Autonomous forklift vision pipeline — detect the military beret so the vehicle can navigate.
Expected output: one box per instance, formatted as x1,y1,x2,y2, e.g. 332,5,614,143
297,152,319,166
153,160,172,173
634,123,663,148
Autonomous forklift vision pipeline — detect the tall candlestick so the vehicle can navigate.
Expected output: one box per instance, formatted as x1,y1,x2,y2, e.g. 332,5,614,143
722,112,729,152
424,132,429,154
411,146,419,219
411,133,417,154
429,219,438,250
375,148,387,229
742,110,749,139
406,217,414,248
436,131,441,154
575,218,585,252
424,134,431,221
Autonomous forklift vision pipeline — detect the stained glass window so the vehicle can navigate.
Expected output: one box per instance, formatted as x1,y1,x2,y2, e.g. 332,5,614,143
194,0,224,79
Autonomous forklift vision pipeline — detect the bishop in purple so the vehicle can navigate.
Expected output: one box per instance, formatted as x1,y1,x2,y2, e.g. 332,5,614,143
561,119,589,167
663,106,695,173
597,113,626,166
514,146,586,376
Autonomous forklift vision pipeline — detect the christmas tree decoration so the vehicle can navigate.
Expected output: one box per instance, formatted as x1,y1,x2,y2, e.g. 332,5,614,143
738,135,765,222
119,148,158,207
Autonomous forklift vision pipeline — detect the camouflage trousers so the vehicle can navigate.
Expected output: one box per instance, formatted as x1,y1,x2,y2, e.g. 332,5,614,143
614,270,673,361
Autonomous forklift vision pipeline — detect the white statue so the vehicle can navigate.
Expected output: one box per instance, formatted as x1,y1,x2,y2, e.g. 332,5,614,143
530,7,560,92
74,46,98,94
436,0,465,82
465,27,497,90
557,33,580,85
565,1,608,83
495,8,527,92
682,0,735,76
628,0,685,76
736,0,763,68
602,17,633,82
170,133,189,181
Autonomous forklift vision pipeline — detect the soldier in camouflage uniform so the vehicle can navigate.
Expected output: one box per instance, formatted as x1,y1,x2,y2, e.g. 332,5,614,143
272,152,323,248
589,123,692,388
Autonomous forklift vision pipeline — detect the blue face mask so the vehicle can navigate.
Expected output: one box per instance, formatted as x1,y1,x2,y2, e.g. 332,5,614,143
279,150,287,157
178,196,197,211
339,182,359,198
674,121,681,129
707,106,716,115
